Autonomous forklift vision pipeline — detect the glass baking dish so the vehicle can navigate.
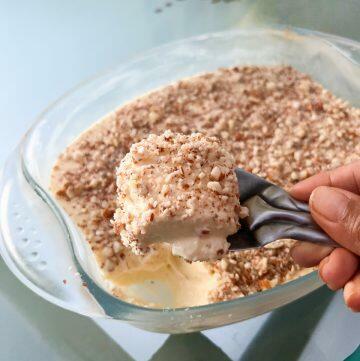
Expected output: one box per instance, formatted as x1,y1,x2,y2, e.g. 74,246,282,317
1,27,359,334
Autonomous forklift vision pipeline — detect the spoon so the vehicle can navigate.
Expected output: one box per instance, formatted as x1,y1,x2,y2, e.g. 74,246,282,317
228,169,337,251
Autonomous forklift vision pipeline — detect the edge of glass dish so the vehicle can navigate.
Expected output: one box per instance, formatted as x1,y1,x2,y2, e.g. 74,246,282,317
1,26,359,327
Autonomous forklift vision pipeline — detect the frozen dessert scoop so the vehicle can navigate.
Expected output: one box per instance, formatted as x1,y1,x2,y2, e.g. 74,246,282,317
113,131,247,262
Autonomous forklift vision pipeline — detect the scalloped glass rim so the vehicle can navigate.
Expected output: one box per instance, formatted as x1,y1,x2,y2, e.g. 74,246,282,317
1,26,359,332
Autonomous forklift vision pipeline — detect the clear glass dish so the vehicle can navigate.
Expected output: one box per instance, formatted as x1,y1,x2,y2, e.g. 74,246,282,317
1,27,359,334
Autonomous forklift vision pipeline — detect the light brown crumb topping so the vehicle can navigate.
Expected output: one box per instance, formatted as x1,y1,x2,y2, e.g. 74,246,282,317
113,131,242,259
51,65,360,300
209,240,302,302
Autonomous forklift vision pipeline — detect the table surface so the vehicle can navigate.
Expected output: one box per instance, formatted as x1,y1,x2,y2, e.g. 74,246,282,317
1,1,359,360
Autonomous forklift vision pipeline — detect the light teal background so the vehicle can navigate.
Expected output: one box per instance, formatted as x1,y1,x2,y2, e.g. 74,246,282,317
0,1,359,360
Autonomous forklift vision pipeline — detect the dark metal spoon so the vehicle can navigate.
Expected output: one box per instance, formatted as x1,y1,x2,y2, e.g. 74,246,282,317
227,168,337,251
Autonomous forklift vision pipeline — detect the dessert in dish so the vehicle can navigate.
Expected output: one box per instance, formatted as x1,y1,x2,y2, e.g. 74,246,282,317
113,131,247,262
51,65,360,308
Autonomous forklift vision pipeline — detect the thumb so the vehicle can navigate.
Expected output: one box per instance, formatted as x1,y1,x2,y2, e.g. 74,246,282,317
309,186,360,256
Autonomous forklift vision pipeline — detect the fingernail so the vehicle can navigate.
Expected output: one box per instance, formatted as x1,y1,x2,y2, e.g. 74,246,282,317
319,257,339,290
310,187,350,222
320,255,340,290
345,291,360,312
318,256,330,282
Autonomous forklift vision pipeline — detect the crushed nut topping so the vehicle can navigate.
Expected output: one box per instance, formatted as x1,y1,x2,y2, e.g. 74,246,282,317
51,65,359,304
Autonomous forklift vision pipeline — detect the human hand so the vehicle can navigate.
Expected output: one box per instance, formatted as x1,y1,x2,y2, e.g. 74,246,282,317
290,160,360,311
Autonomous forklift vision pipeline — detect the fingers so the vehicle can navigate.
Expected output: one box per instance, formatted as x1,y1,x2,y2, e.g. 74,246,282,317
291,242,333,267
309,186,360,255
293,245,360,312
289,162,360,312
318,248,359,290
344,271,360,312
290,160,360,201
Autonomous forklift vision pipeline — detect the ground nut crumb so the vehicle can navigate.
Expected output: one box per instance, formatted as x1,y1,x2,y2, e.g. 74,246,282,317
207,181,222,193
239,206,249,218
210,166,222,180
